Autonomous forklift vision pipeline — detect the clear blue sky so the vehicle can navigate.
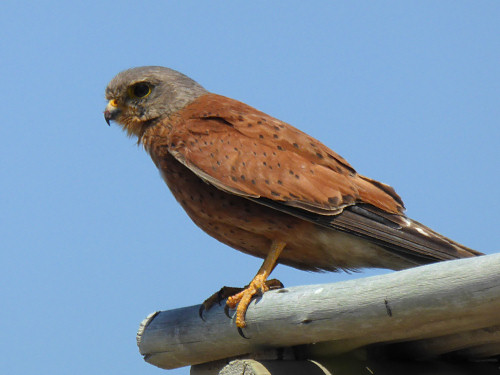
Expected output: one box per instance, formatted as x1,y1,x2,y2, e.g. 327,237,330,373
1,2,498,374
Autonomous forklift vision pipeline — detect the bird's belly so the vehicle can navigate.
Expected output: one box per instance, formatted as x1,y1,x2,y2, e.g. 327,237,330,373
159,154,411,272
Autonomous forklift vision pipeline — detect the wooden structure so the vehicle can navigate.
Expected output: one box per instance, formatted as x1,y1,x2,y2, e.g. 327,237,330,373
137,253,500,374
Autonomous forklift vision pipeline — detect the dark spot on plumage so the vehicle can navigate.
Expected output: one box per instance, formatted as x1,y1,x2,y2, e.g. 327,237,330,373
310,142,316,147
240,175,246,181
328,197,339,205
289,170,294,175
231,176,238,182
211,166,216,171
216,161,221,166
310,169,314,174
204,141,208,145
289,193,300,199
257,120,262,124
342,194,355,203
253,151,257,156
210,141,213,145
277,180,283,185
242,161,246,166
273,125,280,131
238,115,244,121
277,145,283,151
263,161,267,166
336,166,342,173
273,152,276,156
225,155,229,159
295,174,300,179
271,191,281,197
349,172,355,177
231,166,236,171
273,134,279,139
277,163,281,168
263,152,267,156
251,179,256,185
259,134,264,139
210,153,214,158
316,152,324,159
269,166,272,170
170,142,176,147
234,147,239,152
293,143,299,148
265,179,270,185
247,123,253,127
190,195,194,201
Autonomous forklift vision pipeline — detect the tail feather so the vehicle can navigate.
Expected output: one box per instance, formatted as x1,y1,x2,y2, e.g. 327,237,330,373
330,204,483,266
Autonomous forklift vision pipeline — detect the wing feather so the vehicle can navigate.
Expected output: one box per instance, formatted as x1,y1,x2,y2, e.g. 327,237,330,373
164,93,404,215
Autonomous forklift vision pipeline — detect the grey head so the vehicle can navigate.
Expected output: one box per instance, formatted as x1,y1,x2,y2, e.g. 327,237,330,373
104,66,208,137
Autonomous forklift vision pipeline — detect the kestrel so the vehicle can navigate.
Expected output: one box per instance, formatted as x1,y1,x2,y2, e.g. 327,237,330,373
104,66,482,328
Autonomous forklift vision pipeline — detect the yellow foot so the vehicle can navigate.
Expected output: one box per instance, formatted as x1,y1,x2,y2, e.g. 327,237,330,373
199,280,283,324
226,278,284,328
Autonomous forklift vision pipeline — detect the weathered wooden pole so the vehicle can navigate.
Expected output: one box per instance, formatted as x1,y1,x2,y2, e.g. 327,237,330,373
137,253,500,370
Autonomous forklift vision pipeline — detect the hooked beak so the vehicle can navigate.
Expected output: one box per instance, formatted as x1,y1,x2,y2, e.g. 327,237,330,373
104,99,120,126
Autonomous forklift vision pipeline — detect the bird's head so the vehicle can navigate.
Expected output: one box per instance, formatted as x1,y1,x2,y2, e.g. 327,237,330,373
104,66,208,138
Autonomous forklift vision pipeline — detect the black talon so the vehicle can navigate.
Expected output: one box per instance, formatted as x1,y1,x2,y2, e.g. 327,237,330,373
199,304,207,322
237,327,250,339
224,304,232,318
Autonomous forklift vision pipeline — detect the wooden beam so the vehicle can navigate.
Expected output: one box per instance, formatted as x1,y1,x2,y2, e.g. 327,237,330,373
191,359,330,375
191,356,500,375
137,253,500,370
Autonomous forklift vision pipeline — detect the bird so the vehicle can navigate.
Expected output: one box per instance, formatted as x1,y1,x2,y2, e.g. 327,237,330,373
104,66,482,328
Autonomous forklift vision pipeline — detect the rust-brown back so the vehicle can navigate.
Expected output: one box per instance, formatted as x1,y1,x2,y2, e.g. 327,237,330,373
154,93,404,216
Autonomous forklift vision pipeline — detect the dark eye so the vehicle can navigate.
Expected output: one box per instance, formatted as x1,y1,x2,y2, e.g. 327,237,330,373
128,82,151,99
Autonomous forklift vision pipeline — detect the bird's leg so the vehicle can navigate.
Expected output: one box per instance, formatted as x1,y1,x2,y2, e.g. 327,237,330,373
226,240,286,328
199,279,284,321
